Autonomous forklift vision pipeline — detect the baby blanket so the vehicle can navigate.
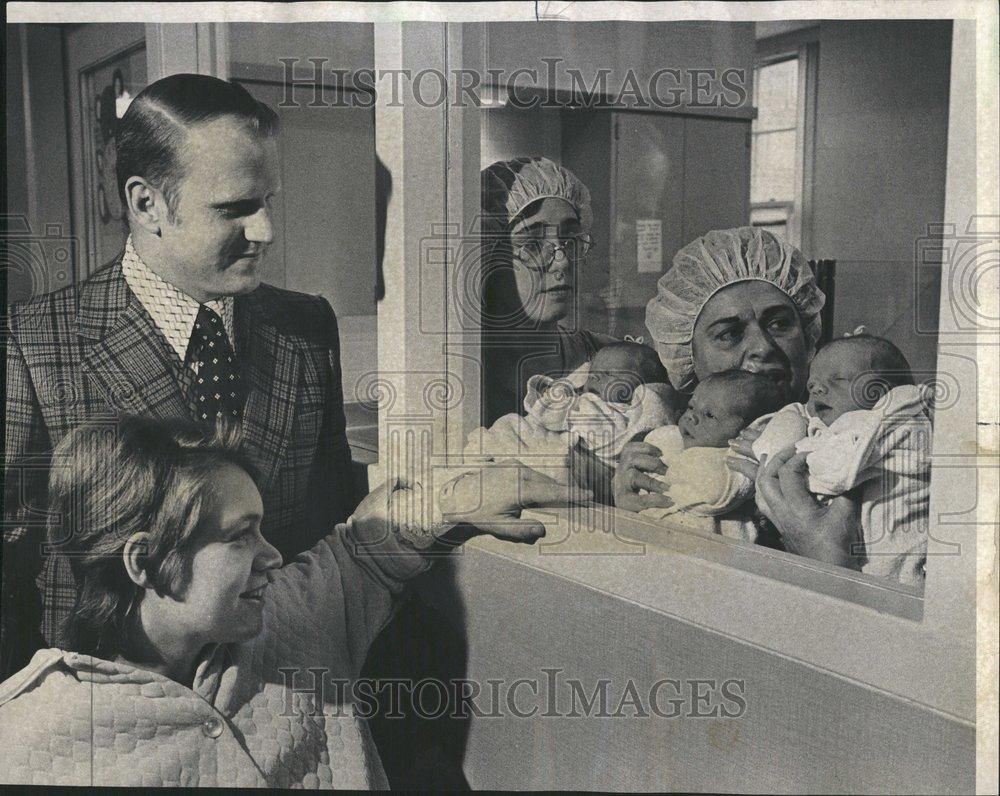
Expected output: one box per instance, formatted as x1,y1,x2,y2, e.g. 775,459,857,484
464,362,678,483
639,426,758,542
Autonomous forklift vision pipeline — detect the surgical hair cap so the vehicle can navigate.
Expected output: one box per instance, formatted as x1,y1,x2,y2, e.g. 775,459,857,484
481,156,593,236
645,226,825,393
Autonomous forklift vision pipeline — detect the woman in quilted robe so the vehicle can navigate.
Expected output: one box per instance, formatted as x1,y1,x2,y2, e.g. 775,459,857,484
0,416,587,787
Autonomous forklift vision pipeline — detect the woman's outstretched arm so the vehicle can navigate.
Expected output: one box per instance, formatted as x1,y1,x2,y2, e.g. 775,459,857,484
268,466,593,674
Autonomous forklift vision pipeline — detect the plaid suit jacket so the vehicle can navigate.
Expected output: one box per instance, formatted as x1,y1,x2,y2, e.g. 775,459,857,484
2,257,356,677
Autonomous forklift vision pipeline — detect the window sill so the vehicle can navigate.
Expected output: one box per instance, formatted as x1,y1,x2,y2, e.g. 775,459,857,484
535,505,925,620
455,505,971,722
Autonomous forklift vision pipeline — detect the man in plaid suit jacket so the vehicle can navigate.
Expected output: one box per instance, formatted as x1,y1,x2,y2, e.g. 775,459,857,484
2,75,356,677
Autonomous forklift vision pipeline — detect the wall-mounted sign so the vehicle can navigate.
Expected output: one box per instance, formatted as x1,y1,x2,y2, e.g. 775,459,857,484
636,218,663,273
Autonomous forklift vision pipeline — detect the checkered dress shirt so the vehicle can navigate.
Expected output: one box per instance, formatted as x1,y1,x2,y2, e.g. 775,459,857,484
120,236,235,368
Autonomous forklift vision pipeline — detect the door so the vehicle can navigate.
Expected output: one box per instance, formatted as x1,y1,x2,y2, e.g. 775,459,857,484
64,23,147,276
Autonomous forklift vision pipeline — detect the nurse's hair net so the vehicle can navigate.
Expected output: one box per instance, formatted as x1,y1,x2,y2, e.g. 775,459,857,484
646,226,825,393
481,157,593,237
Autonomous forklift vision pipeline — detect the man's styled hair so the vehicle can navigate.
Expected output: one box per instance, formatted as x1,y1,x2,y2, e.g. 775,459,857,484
698,369,791,422
53,415,260,659
115,73,279,220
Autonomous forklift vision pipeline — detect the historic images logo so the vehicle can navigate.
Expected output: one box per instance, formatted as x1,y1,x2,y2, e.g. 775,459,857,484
276,57,749,110
278,668,748,721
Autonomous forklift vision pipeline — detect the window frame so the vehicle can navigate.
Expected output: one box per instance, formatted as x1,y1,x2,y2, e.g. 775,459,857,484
751,34,819,254
370,20,976,724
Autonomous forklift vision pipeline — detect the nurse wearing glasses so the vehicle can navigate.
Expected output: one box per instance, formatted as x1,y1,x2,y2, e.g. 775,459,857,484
479,157,617,425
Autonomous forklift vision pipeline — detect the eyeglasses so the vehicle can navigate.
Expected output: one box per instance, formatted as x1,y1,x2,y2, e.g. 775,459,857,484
511,234,595,272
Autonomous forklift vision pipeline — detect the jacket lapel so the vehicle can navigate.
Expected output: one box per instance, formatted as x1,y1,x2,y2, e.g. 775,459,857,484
77,261,194,421
235,291,302,491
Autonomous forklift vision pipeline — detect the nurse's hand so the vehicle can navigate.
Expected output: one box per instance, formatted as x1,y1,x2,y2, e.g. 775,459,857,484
754,448,864,570
611,441,675,512
437,464,593,544
723,424,765,482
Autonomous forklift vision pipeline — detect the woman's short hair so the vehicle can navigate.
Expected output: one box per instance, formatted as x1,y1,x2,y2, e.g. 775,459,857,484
115,73,279,219
53,415,260,658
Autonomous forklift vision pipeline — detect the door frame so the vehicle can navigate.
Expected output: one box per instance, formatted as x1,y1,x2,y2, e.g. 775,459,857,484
63,22,146,277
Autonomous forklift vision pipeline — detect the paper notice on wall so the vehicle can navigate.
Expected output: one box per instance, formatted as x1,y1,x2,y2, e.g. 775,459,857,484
636,219,663,273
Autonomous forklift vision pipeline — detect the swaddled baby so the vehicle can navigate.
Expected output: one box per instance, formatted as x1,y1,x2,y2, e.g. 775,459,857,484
465,342,679,483
641,371,788,525
748,334,931,585
581,342,673,404
539,342,680,459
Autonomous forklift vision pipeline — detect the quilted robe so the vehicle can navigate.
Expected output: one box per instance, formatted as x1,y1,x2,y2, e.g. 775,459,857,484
0,517,433,788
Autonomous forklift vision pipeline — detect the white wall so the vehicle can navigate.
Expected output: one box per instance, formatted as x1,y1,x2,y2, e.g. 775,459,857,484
485,21,755,110
228,22,373,77
227,23,379,420
481,105,561,168
480,20,756,172
808,20,952,376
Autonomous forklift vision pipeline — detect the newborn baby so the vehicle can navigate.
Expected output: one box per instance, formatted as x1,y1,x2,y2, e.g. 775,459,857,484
582,341,675,404
536,342,680,464
642,370,788,524
750,334,931,585
465,342,679,483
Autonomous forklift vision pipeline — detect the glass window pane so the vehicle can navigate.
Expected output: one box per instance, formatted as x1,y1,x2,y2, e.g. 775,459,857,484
751,128,797,203
751,205,791,225
751,204,790,241
753,57,798,132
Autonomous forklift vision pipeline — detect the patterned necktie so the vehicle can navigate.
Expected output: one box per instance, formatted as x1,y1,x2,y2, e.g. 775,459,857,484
190,304,245,425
